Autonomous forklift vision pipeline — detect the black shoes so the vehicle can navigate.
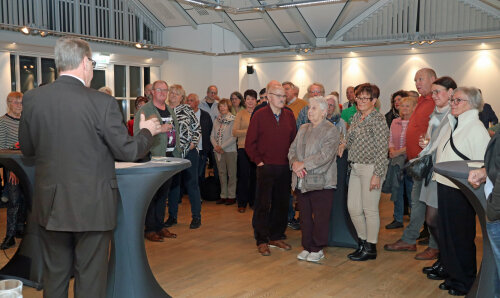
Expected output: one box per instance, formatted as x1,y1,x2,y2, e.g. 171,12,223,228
385,220,403,229
349,241,377,261
348,238,365,258
287,218,300,230
427,265,448,280
422,260,440,274
439,282,467,296
164,217,177,228
190,218,201,229
0,236,15,250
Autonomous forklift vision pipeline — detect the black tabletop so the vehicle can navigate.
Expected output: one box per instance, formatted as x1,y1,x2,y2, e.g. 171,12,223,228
434,160,484,179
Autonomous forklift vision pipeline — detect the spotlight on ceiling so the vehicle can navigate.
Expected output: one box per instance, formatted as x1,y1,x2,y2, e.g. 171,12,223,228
39,31,49,37
418,40,426,45
409,41,417,45
427,40,435,45
135,43,143,49
21,26,30,35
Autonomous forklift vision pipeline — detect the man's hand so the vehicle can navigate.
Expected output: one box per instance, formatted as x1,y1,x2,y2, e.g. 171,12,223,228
257,162,264,167
9,172,19,185
468,168,487,189
139,113,161,136
160,123,173,133
189,143,196,150
369,175,381,191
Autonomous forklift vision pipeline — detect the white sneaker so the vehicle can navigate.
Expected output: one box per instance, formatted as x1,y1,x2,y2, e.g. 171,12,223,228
306,250,324,262
297,250,310,260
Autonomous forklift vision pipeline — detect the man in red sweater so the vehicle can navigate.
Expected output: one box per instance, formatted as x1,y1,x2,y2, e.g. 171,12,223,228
385,68,439,260
245,82,297,256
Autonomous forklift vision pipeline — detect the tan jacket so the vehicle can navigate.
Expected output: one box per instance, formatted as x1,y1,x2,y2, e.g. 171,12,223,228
288,119,340,193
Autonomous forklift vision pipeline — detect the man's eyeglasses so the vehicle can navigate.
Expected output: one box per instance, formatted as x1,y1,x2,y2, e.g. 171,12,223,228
155,88,168,93
268,93,286,99
356,97,372,102
449,98,468,105
87,57,96,69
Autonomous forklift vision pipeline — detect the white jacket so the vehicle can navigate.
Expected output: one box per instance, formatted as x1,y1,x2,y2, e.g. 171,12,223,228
434,109,490,188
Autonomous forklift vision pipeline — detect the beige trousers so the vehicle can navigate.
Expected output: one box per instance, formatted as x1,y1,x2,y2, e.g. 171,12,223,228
347,163,384,244
216,151,238,199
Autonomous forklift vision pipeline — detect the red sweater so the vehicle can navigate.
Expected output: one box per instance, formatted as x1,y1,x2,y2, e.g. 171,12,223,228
406,94,435,159
245,105,297,166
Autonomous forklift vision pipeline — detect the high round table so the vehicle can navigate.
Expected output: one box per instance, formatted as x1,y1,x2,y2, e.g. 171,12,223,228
0,150,190,297
434,160,496,298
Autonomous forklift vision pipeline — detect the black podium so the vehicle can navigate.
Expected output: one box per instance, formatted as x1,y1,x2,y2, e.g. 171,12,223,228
0,151,190,297
434,160,496,298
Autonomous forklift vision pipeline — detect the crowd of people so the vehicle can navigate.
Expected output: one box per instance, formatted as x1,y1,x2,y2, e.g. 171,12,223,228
0,36,499,298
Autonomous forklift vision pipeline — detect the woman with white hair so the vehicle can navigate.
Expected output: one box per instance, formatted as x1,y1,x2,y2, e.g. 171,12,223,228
434,86,490,296
288,96,340,262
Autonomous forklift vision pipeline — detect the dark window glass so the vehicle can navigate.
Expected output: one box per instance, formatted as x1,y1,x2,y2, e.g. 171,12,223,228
129,66,140,98
10,55,16,91
144,67,150,87
91,69,106,91
41,58,58,85
114,65,126,97
20,56,38,93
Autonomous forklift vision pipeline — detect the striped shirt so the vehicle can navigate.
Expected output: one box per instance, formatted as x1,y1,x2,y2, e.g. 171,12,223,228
346,110,389,177
389,118,409,150
0,114,20,149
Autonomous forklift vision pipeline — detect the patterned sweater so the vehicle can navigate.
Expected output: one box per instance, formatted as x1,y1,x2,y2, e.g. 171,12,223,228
346,110,389,177
173,104,201,158
0,114,20,149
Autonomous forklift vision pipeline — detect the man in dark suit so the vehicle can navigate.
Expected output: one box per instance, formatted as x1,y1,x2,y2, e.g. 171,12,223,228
186,93,213,184
19,37,161,298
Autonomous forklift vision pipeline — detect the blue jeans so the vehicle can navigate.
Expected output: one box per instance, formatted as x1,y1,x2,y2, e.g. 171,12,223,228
392,173,413,223
168,149,202,219
288,195,295,221
5,170,26,237
487,220,500,297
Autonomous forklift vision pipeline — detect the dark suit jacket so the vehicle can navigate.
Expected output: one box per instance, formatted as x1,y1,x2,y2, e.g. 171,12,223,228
19,75,153,232
486,130,500,221
199,109,213,152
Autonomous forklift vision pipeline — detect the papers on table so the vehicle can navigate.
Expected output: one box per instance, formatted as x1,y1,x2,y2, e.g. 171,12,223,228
115,157,185,169
467,161,484,168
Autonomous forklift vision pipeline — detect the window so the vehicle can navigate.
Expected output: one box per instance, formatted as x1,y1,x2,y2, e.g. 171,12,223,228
91,70,106,91
10,55,16,91
41,58,57,85
20,56,38,93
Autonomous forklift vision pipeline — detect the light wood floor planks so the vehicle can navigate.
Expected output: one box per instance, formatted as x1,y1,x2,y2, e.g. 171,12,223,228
2,193,483,297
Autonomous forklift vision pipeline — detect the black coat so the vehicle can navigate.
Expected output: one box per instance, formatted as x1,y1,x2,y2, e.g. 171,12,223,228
199,109,213,152
486,130,500,221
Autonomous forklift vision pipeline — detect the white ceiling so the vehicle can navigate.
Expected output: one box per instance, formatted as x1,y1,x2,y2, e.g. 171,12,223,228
140,0,500,52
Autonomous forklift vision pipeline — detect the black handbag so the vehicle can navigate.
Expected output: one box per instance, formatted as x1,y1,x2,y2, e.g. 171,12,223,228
406,154,433,186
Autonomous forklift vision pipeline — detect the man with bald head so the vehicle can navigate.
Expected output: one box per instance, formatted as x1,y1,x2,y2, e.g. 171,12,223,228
144,83,153,101
385,68,439,260
343,86,355,109
246,82,297,256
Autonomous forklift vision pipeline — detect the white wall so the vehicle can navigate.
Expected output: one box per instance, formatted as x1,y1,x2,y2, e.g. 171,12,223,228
240,59,342,99
342,49,500,114
0,52,11,116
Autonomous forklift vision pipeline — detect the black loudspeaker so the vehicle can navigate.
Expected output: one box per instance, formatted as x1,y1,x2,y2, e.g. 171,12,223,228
246,65,254,74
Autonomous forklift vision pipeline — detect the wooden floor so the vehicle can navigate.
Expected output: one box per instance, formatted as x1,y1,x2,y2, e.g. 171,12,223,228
1,193,483,298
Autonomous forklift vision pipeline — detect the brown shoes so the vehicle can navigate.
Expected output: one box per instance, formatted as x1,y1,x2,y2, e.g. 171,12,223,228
237,207,246,213
269,240,292,250
258,243,271,256
384,239,417,251
415,247,439,260
158,228,177,238
145,231,164,242
225,198,236,205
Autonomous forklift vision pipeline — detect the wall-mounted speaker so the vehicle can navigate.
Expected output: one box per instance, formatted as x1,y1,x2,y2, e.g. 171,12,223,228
247,65,254,74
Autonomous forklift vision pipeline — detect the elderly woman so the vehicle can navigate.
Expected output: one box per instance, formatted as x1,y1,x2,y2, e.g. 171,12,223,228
413,76,456,278
385,96,417,230
164,84,203,229
230,91,245,116
211,98,237,205
288,96,340,262
232,89,258,212
339,83,389,261
434,87,490,295
325,93,347,137
385,90,409,127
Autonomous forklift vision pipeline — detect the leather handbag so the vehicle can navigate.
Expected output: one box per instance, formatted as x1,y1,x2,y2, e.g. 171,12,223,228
406,154,433,186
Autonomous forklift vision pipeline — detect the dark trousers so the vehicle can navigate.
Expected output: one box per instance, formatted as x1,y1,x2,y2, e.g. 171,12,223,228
236,148,256,208
168,149,202,219
197,150,208,184
145,178,172,232
40,227,112,298
437,183,477,293
252,164,291,245
5,170,26,237
298,188,334,252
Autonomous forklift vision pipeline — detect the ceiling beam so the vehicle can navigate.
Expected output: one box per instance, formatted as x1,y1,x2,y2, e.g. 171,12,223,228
217,11,254,50
249,0,290,48
286,8,316,46
464,0,500,18
327,0,391,42
171,1,198,29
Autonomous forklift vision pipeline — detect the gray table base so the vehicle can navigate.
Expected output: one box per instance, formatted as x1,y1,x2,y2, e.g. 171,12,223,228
328,151,357,248
434,161,496,298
